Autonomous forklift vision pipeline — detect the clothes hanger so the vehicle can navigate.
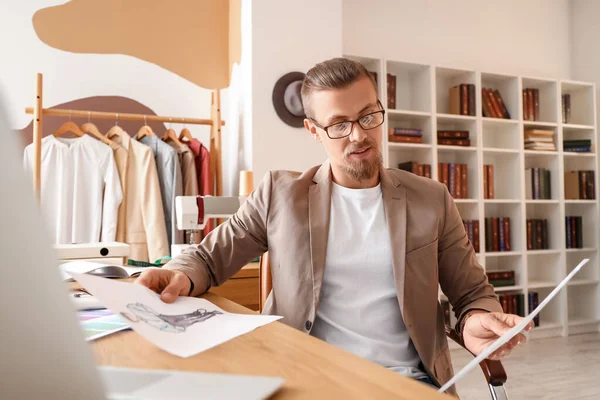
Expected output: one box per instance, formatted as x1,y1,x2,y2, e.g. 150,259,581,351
106,113,128,140
162,118,183,147
80,112,114,146
53,110,84,138
136,115,154,139
178,119,193,142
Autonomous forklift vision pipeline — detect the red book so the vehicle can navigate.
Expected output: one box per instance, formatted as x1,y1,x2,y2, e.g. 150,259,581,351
504,218,511,251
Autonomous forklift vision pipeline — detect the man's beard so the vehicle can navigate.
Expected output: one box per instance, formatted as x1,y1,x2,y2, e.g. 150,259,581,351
341,138,383,182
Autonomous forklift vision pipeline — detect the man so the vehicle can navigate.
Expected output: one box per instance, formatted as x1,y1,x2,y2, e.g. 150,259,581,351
137,57,533,393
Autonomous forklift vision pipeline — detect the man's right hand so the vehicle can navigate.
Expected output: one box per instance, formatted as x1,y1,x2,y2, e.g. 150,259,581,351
135,269,192,303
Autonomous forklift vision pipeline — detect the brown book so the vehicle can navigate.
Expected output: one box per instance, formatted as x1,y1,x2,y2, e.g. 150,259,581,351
587,171,595,199
437,163,442,183
449,86,460,115
504,218,511,251
571,217,577,249
438,138,471,146
492,217,499,252
437,130,469,139
523,89,529,120
473,220,480,252
455,164,462,199
511,295,518,315
564,171,579,199
536,220,543,249
482,88,493,117
533,89,540,121
501,295,509,313
461,163,468,198
461,84,469,115
415,163,424,177
388,135,422,144
527,89,535,121
387,74,396,109
580,171,588,200
488,88,504,119
494,89,511,119
483,165,489,199
468,84,476,116
527,220,533,250
423,164,431,179
487,164,495,199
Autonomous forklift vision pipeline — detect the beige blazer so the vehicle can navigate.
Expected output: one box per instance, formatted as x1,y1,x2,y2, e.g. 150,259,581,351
111,134,169,262
166,161,502,394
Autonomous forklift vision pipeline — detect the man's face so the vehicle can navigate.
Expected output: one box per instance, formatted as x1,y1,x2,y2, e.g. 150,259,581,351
304,76,383,183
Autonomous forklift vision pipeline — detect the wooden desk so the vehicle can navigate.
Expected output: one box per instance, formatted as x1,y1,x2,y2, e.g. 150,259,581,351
210,262,260,311
77,282,450,399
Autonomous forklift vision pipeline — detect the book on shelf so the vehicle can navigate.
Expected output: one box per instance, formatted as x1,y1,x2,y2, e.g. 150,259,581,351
483,164,495,199
437,130,469,139
449,83,475,116
562,93,571,123
523,88,540,121
462,219,480,252
524,128,556,151
498,293,525,317
528,292,540,326
485,217,511,252
438,163,468,198
565,216,584,249
481,88,511,119
437,138,471,147
526,219,549,250
388,134,423,144
525,168,552,200
398,161,431,178
563,139,592,153
487,270,515,287
564,170,596,200
389,127,422,137
387,73,396,109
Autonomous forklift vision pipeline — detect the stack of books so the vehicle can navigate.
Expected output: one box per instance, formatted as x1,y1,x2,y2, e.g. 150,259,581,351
388,127,422,144
525,168,552,200
398,161,431,178
487,270,515,287
564,170,596,199
565,216,583,249
448,84,476,116
524,129,556,151
499,293,525,317
562,93,571,123
481,88,511,119
523,88,540,121
563,139,591,153
438,163,468,198
483,164,495,199
437,130,470,147
526,219,549,250
485,217,511,252
462,219,480,252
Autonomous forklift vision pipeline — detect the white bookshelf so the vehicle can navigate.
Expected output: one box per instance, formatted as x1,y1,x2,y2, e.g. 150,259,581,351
345,54,600,340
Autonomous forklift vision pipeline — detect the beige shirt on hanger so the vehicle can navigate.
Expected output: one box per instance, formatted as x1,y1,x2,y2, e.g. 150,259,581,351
166,139,199,197
110,133,169,262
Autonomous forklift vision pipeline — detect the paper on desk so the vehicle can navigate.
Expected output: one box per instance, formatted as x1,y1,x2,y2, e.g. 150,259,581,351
439,258,589,393
69,272,282,357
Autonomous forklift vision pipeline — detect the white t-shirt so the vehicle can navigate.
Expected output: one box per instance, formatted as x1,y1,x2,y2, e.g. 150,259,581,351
310,182,426,378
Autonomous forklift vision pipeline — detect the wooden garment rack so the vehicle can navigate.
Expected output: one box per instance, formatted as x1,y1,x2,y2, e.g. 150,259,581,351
25,73,224,199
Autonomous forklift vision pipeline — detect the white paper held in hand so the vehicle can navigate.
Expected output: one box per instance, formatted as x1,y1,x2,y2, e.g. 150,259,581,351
439,258,589,393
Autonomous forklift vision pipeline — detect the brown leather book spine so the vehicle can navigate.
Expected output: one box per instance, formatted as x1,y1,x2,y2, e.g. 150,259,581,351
488,164,495,199
504,217,511,251
588,171,595,199
416,164,424,177
481,88,492,117
533,89,540,121
527,219,533,250
528,89,535,121
494,89,511,119
536,220,543,249
443,163,449,189
483,165,489,199
449,86,460,115
461,84,469,115
438,163,442,183
468,84,476,116
523,89,528,120
488,88,504,119
473,220,480,253
437,130,469,139
581,171,588,199
461,163,468,198
387,74,396,109
492,217,499,252
437,138,471,146
455,164,462,199
423,164,431,179
388,135,422,143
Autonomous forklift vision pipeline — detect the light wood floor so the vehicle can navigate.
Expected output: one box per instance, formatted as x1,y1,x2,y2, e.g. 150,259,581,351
450,333,600,399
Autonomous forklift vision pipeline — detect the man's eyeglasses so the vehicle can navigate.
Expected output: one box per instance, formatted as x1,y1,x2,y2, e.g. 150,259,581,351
309,101,386,139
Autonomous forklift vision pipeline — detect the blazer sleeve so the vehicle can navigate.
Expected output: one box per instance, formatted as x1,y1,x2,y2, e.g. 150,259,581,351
437,184,502,329
164,171,271,296
100,150,123,242
141,151,170,261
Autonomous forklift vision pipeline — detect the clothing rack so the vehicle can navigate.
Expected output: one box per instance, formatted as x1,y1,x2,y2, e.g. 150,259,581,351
25,73,225,199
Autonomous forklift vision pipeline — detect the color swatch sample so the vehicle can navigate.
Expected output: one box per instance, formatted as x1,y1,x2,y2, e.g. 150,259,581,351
78,309,130,341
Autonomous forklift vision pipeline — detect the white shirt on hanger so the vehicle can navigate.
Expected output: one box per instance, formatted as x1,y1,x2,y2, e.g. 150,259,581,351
23,135,123,244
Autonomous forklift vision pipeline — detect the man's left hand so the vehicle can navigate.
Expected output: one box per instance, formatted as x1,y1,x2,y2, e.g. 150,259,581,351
462,312,535,360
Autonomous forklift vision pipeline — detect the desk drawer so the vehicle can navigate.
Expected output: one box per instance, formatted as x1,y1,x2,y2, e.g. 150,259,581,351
210,277,259,311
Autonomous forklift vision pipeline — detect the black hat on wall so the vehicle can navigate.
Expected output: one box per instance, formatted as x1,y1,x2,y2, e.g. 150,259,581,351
272,72,306,128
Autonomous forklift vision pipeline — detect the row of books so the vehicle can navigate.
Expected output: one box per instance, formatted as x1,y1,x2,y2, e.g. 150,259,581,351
525,128,556,151
449,83,476,116
438,163,469,198
481,88,511,119
398,161,432,178
527,219,550,250
388,127,423,144
563,139,591,153
437,130,471,147
564,170,596,200
483,164,495,199
562,93,571,124
523,88,540,121
463,219,480,253
487,270,515,287
499,294,525,318
485,217,511,252
565,216,584,249
525,168,552,200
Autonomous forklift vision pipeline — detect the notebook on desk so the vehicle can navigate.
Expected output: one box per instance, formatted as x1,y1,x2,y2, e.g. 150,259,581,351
61,260,148,281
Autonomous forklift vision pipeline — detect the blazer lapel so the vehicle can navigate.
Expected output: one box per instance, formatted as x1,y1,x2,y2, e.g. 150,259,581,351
381,169,407,313
308,161,332,309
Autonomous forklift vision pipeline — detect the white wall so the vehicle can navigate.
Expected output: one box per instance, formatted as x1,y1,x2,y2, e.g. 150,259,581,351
251,0,342,182
570,0,600,109
343,0,571,79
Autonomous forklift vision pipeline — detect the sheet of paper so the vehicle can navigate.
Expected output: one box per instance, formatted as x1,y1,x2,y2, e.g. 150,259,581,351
70,272,282,357
439,258,589,393
78,309,131,341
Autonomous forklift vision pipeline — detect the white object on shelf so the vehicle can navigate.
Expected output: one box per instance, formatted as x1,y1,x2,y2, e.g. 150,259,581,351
54,242,129,265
